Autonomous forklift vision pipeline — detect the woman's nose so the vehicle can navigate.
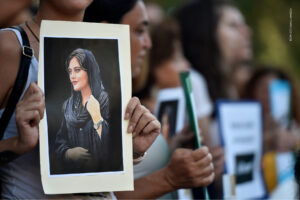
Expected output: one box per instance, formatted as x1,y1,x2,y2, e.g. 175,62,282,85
70,71,75,79
143,32,152,50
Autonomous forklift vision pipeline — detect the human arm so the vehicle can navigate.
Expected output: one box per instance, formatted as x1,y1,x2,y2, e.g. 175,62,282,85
54,109,92,165
86,94,103,137
115,146,214,199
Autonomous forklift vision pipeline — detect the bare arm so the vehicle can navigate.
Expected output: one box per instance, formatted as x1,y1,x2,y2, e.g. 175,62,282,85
0,30,21,109
116,147,215,199
115,168,173,199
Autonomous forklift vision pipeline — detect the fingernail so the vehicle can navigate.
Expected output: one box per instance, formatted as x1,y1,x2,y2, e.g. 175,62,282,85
127,125,133,133
125,113,129,120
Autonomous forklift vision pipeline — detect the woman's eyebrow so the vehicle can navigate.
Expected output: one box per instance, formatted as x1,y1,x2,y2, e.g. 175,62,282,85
68,65,81,69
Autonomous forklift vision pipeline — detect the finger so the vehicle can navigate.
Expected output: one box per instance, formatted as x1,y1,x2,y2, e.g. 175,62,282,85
18,109,40,127
197,172,215,187
127,105,147,133
78,147,89,152
19,99,43,113
142,118,161,133
82,152,92,159
213,154,225,168
191,146,209,161
196,162,214,178
23,82,43,99
211,147,224,160
21,89,44,104
22,83,36,99
196,153,213,170
133,112,156,137
17,99,45,119
132,112,153,136
125,97,140,120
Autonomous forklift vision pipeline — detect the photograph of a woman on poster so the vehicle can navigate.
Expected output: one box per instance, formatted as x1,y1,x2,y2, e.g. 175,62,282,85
55,48,110,174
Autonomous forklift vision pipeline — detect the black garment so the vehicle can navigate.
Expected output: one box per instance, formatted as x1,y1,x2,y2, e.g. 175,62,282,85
55,94,110,174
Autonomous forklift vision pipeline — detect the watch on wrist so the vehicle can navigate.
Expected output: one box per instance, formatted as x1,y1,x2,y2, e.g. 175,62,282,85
93,118,104,130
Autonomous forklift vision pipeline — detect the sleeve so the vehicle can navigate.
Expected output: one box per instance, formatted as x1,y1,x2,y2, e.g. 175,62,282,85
55,115,71,162
190,69,213,118
99,90,110,123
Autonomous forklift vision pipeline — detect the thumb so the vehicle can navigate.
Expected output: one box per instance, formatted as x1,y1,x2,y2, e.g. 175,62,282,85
23,82,41,99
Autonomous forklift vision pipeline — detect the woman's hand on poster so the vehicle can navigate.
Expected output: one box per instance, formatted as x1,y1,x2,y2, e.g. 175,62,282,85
15,82,44,154
65,147,92,164
86,95,102,124
125,97,160,155
163,146,214,189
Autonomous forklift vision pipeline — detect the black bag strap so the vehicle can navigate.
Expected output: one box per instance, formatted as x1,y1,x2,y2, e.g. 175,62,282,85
0,25,33,140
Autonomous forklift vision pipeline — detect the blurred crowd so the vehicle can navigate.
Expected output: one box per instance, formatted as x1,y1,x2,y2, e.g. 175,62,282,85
0,0,299,199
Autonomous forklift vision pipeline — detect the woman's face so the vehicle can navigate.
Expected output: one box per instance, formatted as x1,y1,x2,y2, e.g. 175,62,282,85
45,0,93,15
216,6,252,69
68,57,89,92
154,41,190,88
121,0,152,78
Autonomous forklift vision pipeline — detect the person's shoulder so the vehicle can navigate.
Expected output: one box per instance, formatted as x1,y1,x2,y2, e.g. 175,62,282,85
62,98,71,108
0,29,21,57
0,29,22,106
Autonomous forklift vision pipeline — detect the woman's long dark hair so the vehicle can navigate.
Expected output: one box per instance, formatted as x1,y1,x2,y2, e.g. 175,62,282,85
64,48,109,127
175,0,235,104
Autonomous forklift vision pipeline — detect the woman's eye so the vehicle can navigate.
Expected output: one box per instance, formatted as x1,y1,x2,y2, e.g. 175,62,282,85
75,68,81,73
135,28,145,35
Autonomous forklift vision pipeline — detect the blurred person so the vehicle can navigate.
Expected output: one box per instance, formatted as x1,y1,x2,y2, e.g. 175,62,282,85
244,66,300,153
0,0,37,28
244,66,300,195
137,18,213,146
131,2,164,95
84,0,215,199
0,0,160,198
177,0,252,106
176,0,252,197
145,2,165,27
232,64,253,98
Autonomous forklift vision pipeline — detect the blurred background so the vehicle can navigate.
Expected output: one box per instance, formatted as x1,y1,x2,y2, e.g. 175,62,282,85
145,0,300,83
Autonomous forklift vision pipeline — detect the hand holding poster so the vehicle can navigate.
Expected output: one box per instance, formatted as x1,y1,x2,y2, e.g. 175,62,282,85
217,101,266,199
38,20,133,194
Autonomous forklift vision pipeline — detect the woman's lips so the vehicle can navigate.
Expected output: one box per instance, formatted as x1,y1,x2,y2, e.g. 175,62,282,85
72,81,78,85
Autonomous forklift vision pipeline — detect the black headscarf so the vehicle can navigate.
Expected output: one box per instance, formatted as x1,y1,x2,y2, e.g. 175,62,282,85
83,0,138,23
64,48,109,128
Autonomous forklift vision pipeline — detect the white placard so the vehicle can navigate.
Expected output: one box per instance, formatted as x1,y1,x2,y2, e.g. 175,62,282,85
154,87,186,136
38,20,133,194
217,101,266,199
154,87,193,200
